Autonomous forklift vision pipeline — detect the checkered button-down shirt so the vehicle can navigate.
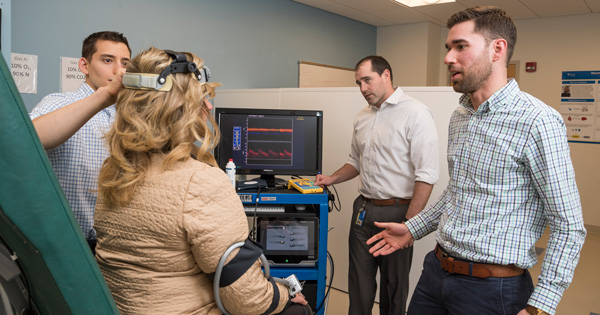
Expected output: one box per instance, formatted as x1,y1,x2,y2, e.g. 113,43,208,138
406,79,586,314
29,83,115,241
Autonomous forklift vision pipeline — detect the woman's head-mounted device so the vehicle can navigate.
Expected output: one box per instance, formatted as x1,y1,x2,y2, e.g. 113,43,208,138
122,50,211,92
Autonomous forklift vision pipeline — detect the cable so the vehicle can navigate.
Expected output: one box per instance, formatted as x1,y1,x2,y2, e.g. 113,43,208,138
248,185,262,241
314,251,334,314
323,185,341,212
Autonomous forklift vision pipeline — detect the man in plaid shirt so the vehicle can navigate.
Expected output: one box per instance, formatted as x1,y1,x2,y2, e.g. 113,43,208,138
29,31,131,253
367,7,586,315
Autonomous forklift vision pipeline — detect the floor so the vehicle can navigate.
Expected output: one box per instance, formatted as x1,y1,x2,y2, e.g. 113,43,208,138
326,287,380,315
324,229,600,315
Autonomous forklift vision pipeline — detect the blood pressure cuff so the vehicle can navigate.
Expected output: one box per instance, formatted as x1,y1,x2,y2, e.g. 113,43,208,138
216,238,282,314
218,238,264,287
262,275,281,315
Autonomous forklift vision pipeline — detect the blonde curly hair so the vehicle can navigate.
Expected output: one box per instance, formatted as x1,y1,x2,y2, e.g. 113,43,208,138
98,47,221,207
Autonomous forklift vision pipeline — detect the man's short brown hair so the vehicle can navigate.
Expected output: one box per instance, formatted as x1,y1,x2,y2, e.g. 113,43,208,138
355,55,393,83
81,31,131,61
447,6,517,66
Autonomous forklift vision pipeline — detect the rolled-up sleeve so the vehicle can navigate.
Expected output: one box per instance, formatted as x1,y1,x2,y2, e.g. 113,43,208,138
408,107,439,185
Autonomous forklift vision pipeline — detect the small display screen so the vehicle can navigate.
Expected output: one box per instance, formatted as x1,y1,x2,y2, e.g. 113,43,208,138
258,217,318,266
265,224,309,251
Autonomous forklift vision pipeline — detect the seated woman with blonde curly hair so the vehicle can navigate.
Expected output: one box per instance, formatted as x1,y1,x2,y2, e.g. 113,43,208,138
94,47,309,314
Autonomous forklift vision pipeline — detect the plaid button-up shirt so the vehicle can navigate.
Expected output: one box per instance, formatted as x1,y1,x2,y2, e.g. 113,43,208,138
407,79,586,314
30,83,115,241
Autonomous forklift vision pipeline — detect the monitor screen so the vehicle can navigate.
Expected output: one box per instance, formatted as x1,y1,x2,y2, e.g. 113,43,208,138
258,217,319,266
214,108,323,183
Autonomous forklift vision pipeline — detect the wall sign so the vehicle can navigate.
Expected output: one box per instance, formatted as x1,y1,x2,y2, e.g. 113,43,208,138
60,57,86,92
11,53,37,94
560,70,600,143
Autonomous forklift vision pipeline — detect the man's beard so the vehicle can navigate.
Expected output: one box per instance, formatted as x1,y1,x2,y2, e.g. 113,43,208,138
451,52,493,94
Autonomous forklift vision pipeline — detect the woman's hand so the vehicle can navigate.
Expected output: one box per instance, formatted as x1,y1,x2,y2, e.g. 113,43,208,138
291,292,308,305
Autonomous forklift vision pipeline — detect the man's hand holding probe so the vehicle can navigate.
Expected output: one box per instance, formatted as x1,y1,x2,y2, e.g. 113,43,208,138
366,222,414,256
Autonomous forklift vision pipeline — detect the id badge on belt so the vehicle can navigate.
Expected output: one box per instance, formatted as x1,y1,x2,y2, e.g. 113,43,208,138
355,200,367,227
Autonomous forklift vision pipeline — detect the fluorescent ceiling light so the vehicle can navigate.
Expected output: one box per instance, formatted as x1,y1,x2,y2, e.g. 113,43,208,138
392,0,455,7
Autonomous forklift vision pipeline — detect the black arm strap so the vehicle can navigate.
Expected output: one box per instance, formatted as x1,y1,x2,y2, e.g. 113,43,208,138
215,238,284,314
218,238,263,287
261,276,281,315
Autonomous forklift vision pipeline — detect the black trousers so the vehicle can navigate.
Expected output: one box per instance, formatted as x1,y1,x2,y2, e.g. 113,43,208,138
87,239,97,255
348,195,413,315
280,303,313,315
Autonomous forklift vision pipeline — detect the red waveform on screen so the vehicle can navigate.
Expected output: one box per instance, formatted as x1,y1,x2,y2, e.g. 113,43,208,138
247,148,292,159
247,128,292,133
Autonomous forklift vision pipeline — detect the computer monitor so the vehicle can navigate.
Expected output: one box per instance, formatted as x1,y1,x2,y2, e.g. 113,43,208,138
214,107,323,186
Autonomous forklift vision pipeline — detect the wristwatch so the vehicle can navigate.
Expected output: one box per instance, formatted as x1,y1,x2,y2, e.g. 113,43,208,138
525,305,549,315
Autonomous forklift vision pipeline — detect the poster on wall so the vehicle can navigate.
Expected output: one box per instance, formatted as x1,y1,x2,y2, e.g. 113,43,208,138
11,53,38,94
560,71,600,143
60,57,85,92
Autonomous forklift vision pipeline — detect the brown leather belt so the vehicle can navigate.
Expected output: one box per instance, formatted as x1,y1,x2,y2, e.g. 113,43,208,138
363,196,411,206
435,244,524,278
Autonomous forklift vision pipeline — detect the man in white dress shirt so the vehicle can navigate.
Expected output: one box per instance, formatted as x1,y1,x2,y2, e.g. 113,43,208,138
315,55,439,315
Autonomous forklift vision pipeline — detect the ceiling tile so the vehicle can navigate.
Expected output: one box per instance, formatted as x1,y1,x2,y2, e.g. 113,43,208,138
584,0,600,12
519,0,591,17
294,0,339,7
323,4,397,26
372,7,444,25
455,0,539,19
411,2,468,24
339,0,410,12
294,0,598,26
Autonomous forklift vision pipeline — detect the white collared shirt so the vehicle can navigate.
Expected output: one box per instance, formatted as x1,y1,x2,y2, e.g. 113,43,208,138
347,87,439,199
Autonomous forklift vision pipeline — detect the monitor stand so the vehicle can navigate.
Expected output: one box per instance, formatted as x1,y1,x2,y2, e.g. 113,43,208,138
255,175,288,188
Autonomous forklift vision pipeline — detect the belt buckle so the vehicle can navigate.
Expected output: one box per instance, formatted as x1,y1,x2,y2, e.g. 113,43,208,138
438,247,455,274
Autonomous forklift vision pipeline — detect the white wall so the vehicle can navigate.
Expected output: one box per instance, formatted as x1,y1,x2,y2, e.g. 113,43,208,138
426,23,443,86
214,86,460,301
377,13,600,230
377,22,443,87
377,22,429,86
